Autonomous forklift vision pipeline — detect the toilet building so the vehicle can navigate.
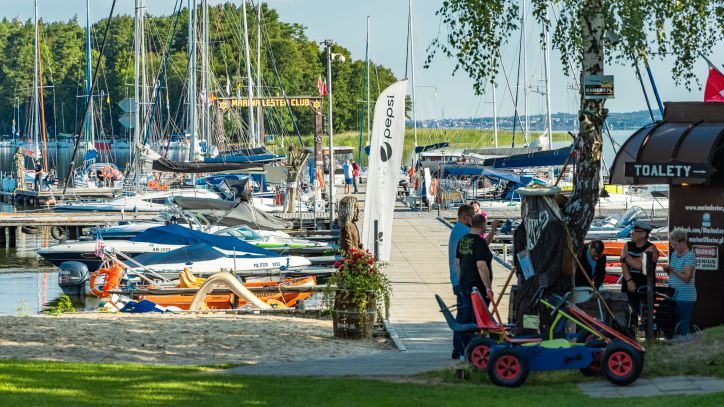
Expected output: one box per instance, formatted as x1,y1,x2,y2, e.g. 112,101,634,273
609,102,724,328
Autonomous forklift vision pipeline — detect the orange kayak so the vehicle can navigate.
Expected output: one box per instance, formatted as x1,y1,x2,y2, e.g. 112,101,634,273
600,241,669,258
136,276,317,310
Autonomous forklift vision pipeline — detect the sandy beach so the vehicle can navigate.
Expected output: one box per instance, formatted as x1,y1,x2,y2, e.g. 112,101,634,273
0,313,392,366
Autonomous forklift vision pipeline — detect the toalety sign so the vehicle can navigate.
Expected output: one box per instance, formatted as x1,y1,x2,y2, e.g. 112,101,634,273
624,162,713,179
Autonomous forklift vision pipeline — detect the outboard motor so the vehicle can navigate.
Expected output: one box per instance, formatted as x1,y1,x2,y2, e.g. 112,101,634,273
58,261,89,296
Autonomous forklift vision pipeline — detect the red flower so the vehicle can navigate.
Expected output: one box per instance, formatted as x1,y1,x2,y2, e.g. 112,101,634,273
368,259,375,265
347,259,354,264
334,261,341,268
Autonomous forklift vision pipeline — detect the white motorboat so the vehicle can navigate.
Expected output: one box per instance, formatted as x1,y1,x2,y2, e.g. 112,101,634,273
54,188,222,212
39,224,312,272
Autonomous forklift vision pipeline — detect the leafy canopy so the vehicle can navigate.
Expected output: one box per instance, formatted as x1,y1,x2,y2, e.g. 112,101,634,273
426,0,724,93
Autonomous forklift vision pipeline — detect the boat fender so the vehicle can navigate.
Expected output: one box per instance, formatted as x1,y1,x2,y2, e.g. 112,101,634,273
88,262,125,297
21,226,40,235
50,226,66,241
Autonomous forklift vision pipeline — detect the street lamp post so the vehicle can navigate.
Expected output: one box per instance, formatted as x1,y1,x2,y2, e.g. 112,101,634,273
323,39,345,228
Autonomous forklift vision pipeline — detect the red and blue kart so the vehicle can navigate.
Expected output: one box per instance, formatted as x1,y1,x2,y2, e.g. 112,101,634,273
436,289,645,387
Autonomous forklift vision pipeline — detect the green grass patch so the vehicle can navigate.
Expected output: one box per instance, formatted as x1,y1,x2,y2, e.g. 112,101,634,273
2,326,723,406
271,128,571,166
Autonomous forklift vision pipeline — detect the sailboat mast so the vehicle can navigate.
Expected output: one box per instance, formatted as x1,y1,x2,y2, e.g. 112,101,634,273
202,0,209,147
366,16,370,147
33,0,40,159
408,0,417,150
492,83,498,148
134,0,143,190
188,0,197,162
543,8,553,150
85,0,94,148
522,0,529,146
357,16,369,165
256,1,263,143
242,1,256,147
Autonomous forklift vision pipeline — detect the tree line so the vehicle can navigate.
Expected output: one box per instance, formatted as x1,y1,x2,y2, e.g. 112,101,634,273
0,2,398,142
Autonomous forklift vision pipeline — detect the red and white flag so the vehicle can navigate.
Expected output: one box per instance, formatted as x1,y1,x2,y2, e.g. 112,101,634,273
317,76,328,97
704,59,724,102
317,76,323,96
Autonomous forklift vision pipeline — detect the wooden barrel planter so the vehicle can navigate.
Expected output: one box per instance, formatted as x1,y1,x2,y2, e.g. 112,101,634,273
333,290,376,339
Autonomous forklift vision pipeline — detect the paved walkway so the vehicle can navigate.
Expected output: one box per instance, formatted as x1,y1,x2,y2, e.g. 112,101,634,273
579,376,724,398
225,209,510,377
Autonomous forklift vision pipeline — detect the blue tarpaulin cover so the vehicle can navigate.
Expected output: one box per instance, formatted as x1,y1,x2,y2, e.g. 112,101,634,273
130,224,280,257
480,146,573,169
442,166,536,185
133,243,228,265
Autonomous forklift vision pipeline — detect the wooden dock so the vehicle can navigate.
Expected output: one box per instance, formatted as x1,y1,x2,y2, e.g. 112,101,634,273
0,188,119,206
0,211,158,247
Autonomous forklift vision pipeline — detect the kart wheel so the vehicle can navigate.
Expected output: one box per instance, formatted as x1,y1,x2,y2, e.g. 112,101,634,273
487,348,529,387
465,336,495,372
580,338,606,376
601,340,643,386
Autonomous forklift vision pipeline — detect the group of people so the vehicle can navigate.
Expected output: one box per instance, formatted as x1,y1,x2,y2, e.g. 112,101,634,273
447,208,698,358
619,222,697,339
447,204,500,359
343,159,360,194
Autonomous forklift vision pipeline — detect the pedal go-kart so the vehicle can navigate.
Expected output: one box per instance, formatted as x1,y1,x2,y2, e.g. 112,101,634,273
436,289,645,387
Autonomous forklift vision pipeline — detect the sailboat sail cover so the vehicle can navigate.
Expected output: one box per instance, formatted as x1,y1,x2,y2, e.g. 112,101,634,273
152,157,263,173
414,142,450,153
362,80,408,261
130,224,280,256
480,145,573,169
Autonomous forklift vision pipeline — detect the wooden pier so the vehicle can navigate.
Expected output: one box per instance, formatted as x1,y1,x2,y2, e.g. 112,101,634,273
0,211,159,247
0,187,119,207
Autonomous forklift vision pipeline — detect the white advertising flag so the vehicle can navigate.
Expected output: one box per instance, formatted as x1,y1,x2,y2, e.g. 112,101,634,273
362,80,408,261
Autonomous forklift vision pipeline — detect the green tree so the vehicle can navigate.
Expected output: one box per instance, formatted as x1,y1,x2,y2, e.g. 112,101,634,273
427,0,723,251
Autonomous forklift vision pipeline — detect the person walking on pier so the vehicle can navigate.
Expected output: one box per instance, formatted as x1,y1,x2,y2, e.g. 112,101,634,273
448,204,473,359
351,160,360,194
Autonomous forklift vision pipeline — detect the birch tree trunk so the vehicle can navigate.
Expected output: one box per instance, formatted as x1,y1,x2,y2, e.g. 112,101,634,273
563,0,608,255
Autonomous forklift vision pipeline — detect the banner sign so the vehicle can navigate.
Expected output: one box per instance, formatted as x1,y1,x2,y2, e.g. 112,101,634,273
362,80,408,261
213,96,322,110
583,75,614,99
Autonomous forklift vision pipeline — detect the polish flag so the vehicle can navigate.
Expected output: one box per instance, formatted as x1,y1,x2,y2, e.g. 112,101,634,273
704,59,724,102
317,76,327,96
317,75,324,96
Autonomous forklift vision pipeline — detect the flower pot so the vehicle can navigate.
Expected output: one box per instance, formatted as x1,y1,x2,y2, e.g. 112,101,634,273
332,290,376,339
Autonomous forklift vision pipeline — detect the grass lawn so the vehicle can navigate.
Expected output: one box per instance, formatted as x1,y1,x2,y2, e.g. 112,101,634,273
2,325,724,407
1,359,722,407
271,128,572,166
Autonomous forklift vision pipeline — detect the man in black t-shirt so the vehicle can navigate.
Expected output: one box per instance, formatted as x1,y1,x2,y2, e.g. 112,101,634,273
455,214,494,351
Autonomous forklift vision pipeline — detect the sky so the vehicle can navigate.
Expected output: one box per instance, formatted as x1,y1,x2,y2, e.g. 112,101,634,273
4,0,723,121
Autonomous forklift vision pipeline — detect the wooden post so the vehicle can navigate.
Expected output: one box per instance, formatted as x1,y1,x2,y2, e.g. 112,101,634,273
8,226,17,248
644,251,655,340
0,227,5,247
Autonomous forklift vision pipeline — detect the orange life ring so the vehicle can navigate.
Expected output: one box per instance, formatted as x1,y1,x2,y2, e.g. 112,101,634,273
158,184,169,191
147,179,160,190
89,262,125,297
101,166,113,178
